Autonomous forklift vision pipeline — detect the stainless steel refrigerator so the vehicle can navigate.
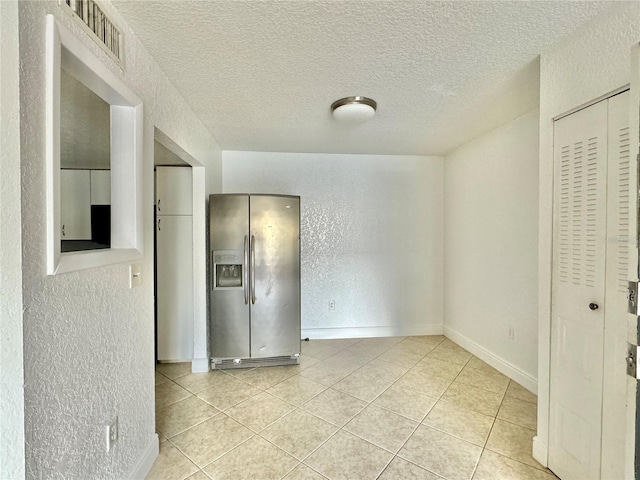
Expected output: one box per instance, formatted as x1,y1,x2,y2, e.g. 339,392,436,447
209,194,300,368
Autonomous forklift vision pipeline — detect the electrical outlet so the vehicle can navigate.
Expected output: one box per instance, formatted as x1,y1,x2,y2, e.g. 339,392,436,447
106,416,118,452
329,300,336,311
508,326,515,340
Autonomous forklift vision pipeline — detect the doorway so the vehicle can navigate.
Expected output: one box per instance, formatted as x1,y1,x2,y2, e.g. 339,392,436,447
153,128,207,371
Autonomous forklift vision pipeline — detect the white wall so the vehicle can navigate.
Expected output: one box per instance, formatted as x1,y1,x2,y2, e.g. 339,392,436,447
17,1,221,478
0,1,25,478
223,151,444,338
443,110,540,391
536,2,640,470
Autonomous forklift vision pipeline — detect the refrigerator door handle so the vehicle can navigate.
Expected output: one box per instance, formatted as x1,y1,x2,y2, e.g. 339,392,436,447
251,234,256,304
244,235,249,305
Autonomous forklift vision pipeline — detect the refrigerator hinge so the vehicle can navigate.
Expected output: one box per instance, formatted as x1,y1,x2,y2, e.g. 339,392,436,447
627,343,640,379
628,281,639,315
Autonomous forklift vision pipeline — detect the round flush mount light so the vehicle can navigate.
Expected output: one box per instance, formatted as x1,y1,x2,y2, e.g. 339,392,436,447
331,96,377,123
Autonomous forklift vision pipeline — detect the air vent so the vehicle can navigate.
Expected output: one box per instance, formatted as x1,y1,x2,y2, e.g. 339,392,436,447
59,0,123,68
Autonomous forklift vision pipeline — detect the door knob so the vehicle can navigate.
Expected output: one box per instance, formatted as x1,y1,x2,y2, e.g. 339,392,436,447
589,303,599,311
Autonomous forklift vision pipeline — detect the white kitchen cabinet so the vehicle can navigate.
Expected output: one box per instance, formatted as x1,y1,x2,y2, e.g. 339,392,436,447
155,166,193,215
90,170,111,205
60,169,91,240
156,214,193,361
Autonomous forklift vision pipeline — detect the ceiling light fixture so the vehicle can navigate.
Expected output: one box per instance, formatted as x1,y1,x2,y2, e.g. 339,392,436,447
331,96,377,123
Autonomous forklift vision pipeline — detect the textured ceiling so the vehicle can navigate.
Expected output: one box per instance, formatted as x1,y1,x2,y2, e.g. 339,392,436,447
112,0,619,155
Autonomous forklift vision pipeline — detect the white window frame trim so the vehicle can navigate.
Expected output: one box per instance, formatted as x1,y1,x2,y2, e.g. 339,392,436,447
46,14,143,275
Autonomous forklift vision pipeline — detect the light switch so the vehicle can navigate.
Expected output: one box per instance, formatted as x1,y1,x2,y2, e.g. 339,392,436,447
129,263,142,288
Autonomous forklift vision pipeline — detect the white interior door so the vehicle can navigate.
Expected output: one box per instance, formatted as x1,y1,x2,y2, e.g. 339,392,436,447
156,214,194,361
550,91,630,479
550,99,608,480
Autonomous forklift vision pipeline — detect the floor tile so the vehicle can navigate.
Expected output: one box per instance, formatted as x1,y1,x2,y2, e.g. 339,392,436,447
412,357,465,381
506,381,538,404
298,354,322,371
203,435,298,480
303,388,367,427
394,368,453,398
155,381,192,409
332,369,393,402
173,370,233,394
225,391,294,431
497,396,537,430
393,338,439,356
145,442,198,480
423,400,494,446
170,414,253,467
442,382,504,417
407,335,445,346
305,430,393,480
378,457,440,480
377,345,425,368
427,344,473,366
344,404,418,453
260,408,338,460
185,472,209,480
196,376,261,411
373,384,438,422
357,359,409,383
455,366,510,394
235,365,300,389
283,463,329,480
473,450,557,480
322,349,371,368
299,361,355,387
399,425,482,480
158,432,167,444
345,342,390,360
485,419,543,470
302,342,343,360
467,356,502,375
156,395,220,438
156,362,192,380
314,338,362,349
267,374,327,406
156,372,169,386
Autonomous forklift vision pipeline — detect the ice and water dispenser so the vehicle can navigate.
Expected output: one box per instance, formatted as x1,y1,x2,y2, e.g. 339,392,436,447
213,250,243,289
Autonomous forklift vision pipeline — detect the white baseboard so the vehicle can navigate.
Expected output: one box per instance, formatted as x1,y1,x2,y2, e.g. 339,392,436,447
191,357,209,373
443,326,537,393
301,324,444,340
127,433,159,480
532,436,548,467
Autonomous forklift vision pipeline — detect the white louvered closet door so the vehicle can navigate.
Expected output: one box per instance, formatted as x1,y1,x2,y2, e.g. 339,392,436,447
550,91,630,480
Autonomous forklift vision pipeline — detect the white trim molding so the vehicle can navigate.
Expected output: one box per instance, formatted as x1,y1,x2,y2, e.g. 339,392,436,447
444,326,538,393
532,436,549,467
191,357,209,373
127,433,158,480
46,14,143,275
301,324,444,340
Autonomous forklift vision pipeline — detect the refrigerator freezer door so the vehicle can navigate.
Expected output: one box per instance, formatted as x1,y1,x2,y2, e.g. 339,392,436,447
210,194,251,358
250,195,301,358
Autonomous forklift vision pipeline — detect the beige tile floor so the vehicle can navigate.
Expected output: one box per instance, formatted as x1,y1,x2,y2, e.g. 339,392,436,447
147,336,557,480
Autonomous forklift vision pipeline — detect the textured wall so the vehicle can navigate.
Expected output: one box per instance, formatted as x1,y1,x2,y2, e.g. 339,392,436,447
536,1,640,468
1,1,26,478
222,151,444,338
18,1,221,478
444,110,539,382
